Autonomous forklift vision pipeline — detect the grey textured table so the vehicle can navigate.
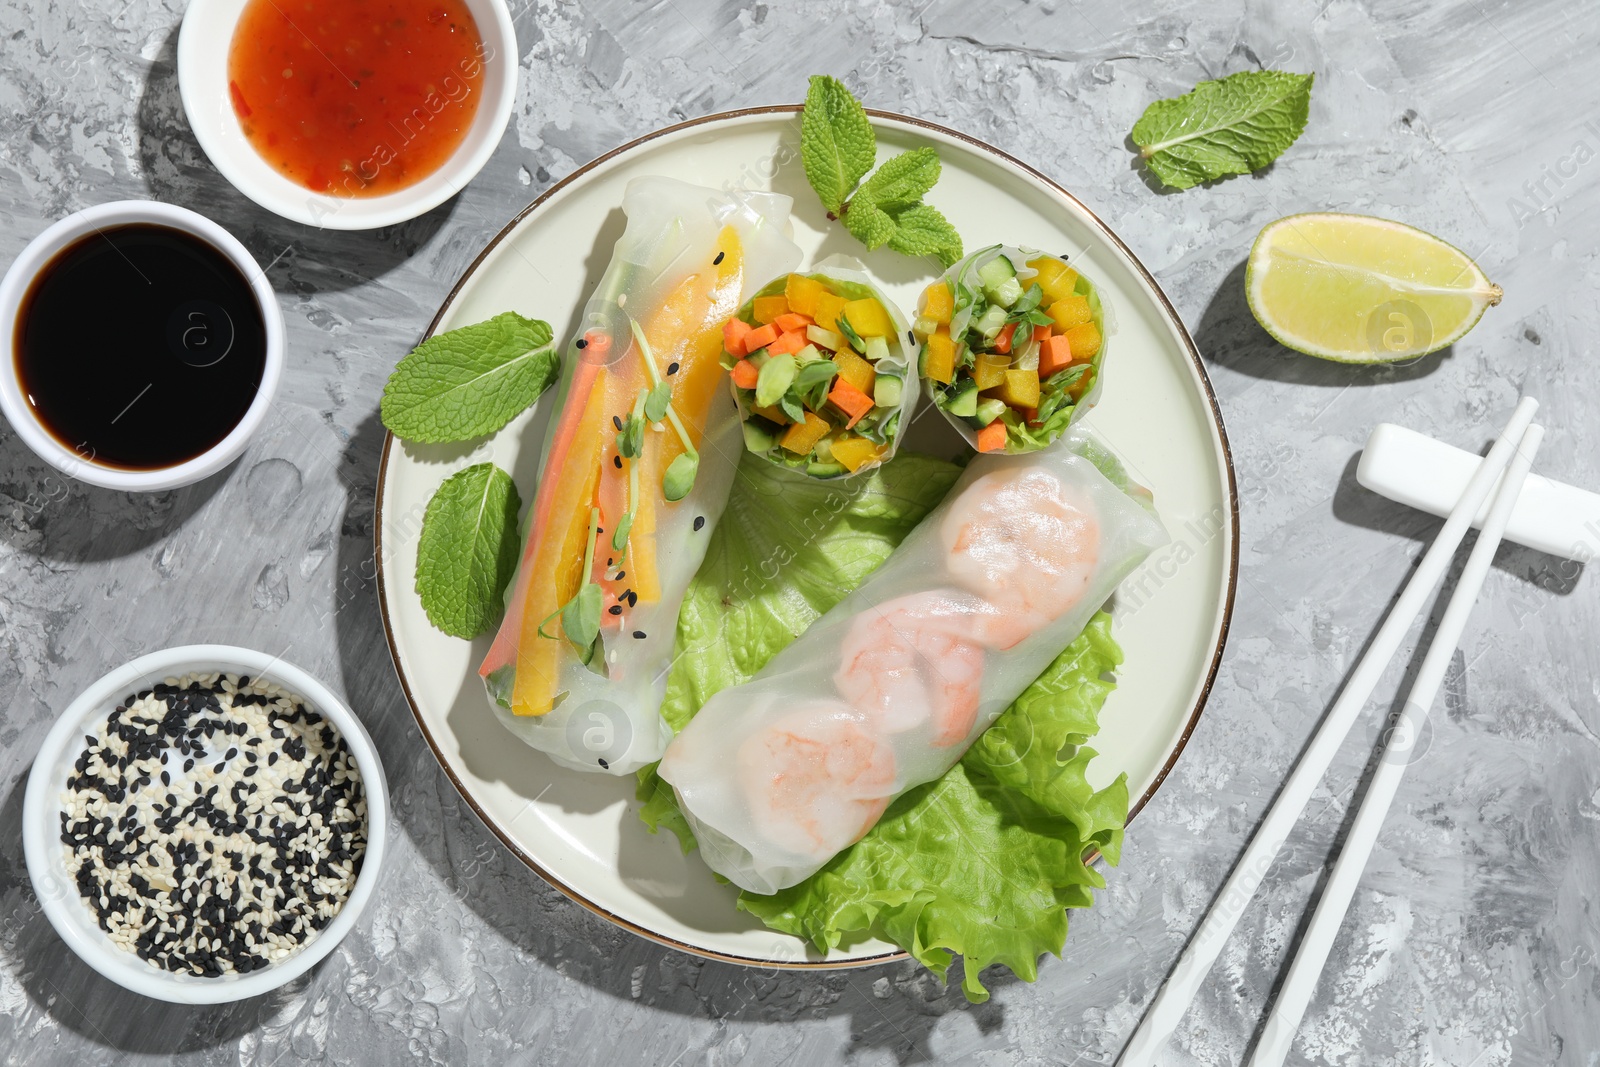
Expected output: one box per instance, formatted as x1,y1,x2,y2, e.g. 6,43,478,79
2,0,1597,1063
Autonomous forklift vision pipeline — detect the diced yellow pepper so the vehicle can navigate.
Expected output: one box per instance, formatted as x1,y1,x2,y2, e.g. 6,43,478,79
921,281,953,324
1064,321,1102,360
986,368,1040,409
842,298,892,338
972,350,1008,391
830,435,881,473
784,274,828,319
1027,256,1079,304
831,347,876,396
922,329,955,384
813,292,849,333
751,403,792,425
780,411,830,455
1048,295,1092,332
752,294,789,325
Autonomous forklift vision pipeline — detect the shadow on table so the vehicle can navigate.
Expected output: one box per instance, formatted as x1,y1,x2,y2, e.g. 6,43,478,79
135,24,458,295
0,775,301,1054
1194,259,1450,386
0,422,229,564
329,409,1008,1063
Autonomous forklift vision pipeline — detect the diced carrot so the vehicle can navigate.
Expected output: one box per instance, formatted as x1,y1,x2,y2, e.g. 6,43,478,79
723,317,752,357
994,321,1017,354
753,294,789,324
1020,407,1040,424
1064,321,1102,360
1039,335,1074,377
976,420,1008,453
730,359,759,389
768,329,809,356
1031,323,1052,344
774,312,814,333
828,378,875,428
921,280,953,324
744,322,779,352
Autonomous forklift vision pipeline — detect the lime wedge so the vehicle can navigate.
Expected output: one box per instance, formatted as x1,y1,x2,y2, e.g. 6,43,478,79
1245,213,1502,363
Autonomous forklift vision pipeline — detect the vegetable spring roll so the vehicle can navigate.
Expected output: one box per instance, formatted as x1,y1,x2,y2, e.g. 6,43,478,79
657,430,1167,893
479,176,802,775
723,258,918,478
914,244,1107,454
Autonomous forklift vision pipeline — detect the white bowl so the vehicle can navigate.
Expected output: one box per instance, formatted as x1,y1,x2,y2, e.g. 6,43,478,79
0,200,285,492
22,645,390,1004
178,0,519,229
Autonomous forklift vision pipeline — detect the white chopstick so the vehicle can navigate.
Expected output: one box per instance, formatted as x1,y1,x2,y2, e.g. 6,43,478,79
1248,421,1545,1066
1116,395,1540,1067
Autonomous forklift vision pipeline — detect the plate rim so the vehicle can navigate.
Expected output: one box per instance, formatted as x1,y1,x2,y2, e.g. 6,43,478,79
373,103,1240,970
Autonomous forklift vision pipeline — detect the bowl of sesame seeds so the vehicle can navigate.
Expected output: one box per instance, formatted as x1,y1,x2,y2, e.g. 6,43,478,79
22,645,389,1004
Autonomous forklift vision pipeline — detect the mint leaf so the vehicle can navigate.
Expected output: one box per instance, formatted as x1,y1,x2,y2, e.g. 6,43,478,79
801,75,877,215
1131,70,1314,190
415,463,522,638
886,203,964,267
382,312,559,443
857,147,940,210
841,188,896,250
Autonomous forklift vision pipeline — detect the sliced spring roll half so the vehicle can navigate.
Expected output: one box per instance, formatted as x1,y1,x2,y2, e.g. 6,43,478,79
723,258,918,478
657,430,1168,893
915,244,1107,454
479,176,802,775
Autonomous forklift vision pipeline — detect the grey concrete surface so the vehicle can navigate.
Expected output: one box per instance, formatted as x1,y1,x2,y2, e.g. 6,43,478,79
0,0,1596,1063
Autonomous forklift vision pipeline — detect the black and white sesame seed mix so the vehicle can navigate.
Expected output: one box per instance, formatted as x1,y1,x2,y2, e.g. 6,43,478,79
60,672,367,978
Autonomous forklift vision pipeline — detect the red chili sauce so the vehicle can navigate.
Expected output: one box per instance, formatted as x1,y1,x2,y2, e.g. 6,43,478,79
227,0,487,198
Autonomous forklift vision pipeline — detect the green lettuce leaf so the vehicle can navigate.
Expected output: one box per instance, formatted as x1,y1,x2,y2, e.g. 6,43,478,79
638,450,1131,1000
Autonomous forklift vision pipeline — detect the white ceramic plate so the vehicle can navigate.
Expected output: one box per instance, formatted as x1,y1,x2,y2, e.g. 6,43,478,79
375,108,1238,968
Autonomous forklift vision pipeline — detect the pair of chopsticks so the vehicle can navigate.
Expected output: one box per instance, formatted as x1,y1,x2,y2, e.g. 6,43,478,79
1119,396,1545,1067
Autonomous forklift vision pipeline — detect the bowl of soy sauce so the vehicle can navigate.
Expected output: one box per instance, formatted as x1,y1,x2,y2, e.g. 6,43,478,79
0,201,284,491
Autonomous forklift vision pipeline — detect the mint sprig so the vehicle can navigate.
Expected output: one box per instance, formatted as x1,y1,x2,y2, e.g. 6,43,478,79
800,75,964,267
415,463,522,639
1131,70,1314,190
381,312,560,443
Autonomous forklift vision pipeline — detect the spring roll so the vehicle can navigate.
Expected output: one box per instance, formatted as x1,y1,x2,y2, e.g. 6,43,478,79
657,430,1167,893
724,257,918,478
479,176,802,775
914,244,1107,454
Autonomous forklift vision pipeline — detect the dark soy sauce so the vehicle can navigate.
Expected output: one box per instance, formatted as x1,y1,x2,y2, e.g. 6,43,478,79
13,224,267,471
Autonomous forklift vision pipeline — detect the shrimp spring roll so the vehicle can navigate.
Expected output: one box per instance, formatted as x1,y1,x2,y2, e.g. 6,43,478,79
657,430,1167,893
723,258,917,478
479,176,801,775
914,244,1106,454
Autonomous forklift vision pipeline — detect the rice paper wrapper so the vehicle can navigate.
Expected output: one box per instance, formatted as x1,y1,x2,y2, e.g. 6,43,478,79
658,428,1169,893
923,244,1110,454
481,175,802,775
730,255,919,479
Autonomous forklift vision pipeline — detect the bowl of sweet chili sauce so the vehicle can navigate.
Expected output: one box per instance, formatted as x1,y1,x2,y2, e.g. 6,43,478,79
178,0,518,230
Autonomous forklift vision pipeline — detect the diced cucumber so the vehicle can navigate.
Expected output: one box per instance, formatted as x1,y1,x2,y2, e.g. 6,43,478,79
873,373,903,409
976,254,1017,290
863,336,890,363
796,343,823,364
912,315,939,338
807,461,846,477
947,382,979,418
806,324,841,350
974,305,1008,341
1013,339,1039,371
974,398,1008,426
742,419,776,452
747,348,770,369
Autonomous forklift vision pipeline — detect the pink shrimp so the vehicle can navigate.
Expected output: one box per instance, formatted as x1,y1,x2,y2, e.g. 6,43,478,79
833,591,997,746
940,466,1101,633
738,703,897,860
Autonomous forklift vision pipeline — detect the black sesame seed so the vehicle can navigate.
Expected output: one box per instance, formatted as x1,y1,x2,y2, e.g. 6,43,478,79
908,330,916,345
667,361,681,375
632,631,646,639
612,415,624,431
576,337,588,349
713,251,724,265
613,455,622,469
608,605,623,616
693,516,706,532
598,758,609,768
